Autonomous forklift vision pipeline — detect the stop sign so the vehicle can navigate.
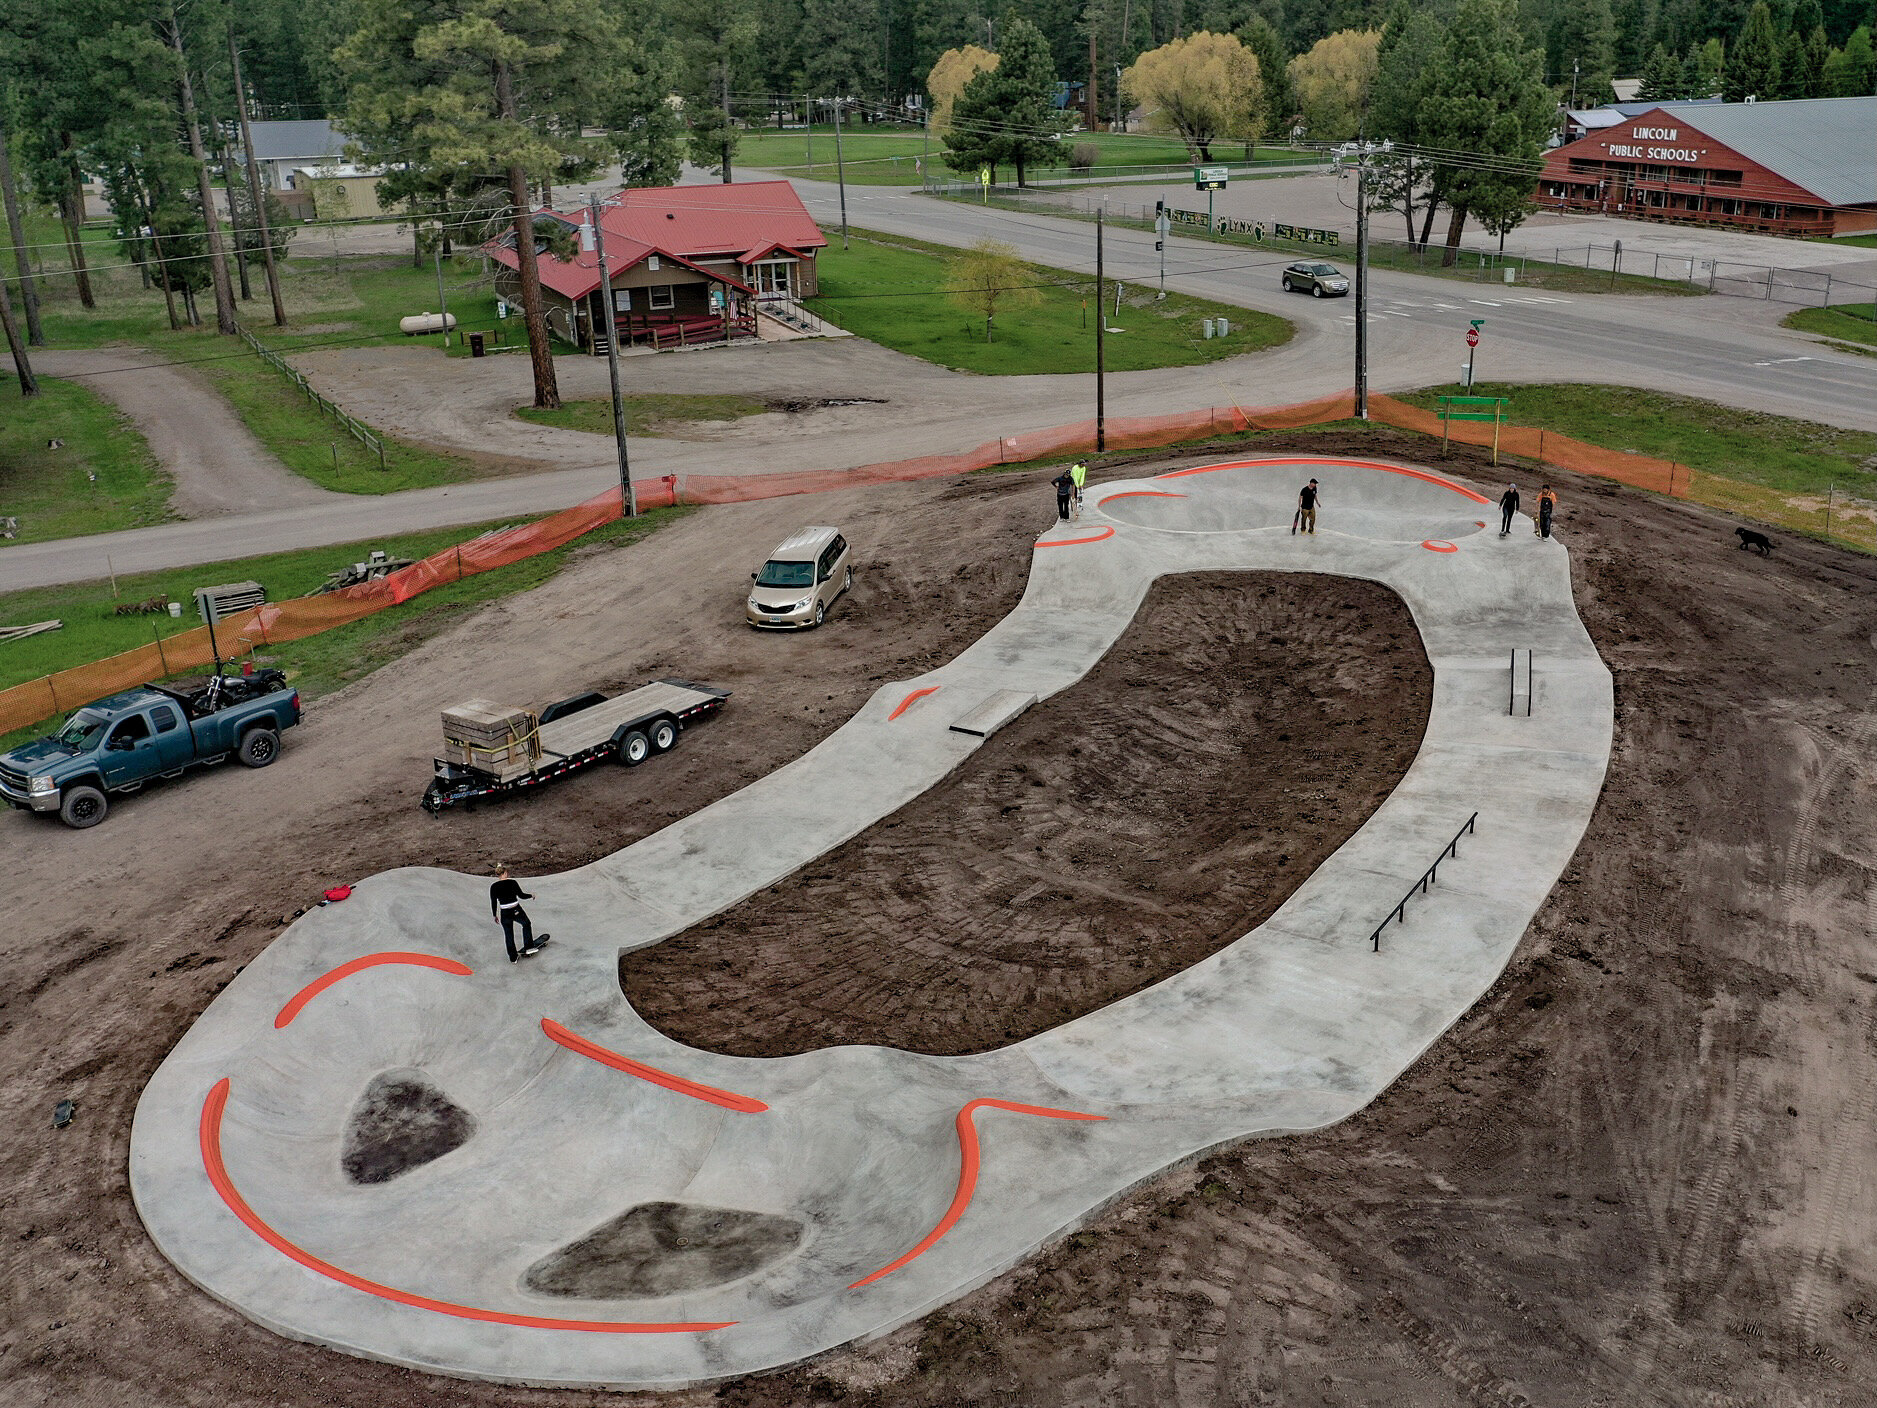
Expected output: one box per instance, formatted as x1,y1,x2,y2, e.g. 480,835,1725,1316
1466,327,1480,347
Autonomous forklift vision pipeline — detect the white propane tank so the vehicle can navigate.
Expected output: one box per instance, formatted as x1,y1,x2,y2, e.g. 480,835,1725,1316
399,311,458,336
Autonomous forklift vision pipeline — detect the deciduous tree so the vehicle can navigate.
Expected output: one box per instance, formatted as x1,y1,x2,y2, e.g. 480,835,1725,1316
1122,31,1263,161
945,238,1040,340
928,44,999,132
1287,28,1381,142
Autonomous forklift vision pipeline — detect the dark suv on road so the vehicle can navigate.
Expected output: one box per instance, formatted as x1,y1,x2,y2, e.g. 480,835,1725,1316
1281,261,1350,297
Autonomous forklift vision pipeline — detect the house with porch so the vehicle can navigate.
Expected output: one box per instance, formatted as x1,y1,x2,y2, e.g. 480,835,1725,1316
485,181,828,352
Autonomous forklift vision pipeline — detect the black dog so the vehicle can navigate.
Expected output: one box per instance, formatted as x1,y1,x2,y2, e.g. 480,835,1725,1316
1735,526,1774,557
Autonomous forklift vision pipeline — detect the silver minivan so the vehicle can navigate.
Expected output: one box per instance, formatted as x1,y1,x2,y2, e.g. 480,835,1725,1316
746,526,853,629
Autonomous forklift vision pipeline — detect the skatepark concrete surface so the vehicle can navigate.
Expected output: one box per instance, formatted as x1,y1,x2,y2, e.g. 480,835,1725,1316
129,456,1613,1389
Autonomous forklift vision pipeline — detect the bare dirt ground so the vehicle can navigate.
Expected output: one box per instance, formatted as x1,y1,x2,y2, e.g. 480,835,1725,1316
32,347,338,518
5,432,1877,1407
624,572,1431,1058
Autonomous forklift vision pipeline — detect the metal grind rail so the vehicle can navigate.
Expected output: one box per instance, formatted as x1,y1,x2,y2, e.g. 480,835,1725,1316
236,326,386,468
1370,812,1479,952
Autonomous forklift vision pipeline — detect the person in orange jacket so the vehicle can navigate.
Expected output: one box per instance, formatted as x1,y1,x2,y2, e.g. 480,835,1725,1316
1536,484,1558,539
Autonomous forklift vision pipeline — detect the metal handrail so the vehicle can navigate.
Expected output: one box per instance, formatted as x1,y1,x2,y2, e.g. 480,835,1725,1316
1369,813,1479,952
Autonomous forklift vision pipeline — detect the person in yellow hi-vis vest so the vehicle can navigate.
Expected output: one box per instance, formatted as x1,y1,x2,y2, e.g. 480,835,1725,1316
1069,460,1088,520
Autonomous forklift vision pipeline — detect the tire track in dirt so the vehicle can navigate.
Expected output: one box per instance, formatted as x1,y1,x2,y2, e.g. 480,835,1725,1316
1788,719,1877,1350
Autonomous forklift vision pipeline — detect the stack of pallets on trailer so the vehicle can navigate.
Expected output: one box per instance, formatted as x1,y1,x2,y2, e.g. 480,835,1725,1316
439,699,541,782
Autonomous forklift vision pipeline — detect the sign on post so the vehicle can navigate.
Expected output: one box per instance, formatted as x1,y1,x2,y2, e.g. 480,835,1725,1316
1193,165,1228,190
1466,327,1480,347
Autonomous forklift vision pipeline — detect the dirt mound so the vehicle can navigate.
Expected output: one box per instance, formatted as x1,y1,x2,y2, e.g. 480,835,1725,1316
622,572,1431,1058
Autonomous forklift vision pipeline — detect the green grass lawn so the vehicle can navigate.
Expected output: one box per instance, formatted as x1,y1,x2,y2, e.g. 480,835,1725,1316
1397,381,1877,551
0,507,687,749
515,392,770,437
808,229,1290,374
0,376,173,543
11,230,510,490
1783,302,1877,348
732,125,1314,186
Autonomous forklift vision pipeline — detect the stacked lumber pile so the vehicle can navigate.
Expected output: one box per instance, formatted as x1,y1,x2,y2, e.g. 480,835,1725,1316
440,699,541,781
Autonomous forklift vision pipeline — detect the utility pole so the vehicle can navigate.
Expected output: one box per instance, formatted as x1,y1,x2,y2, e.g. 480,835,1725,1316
230,33,286,327
921,105,930,190
1155,199,1167,296
1355,145,1370,419
833,96,849,250
1095,209,1106,452
434,244,451,349
169,6,237,335
720,60,734,183
589,194,636,517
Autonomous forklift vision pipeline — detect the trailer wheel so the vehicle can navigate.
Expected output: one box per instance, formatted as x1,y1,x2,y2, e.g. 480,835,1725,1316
59,785,108,829
650,718,678,753
237,727,279,768
618,730,650,766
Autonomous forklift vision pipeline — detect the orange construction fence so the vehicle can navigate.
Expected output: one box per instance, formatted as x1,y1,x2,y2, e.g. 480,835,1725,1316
0,391,1690,738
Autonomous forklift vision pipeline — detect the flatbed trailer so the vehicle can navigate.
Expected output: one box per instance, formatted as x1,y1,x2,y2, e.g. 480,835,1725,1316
421,678,728,814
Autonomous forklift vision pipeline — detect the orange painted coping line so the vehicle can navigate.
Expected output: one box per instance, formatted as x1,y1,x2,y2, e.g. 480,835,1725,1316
888,685,941,721
1422,540,1458,553
1157,456,1493,505
1035,527,1115,549
1095,490,1187,506
198,1078,734,1333
540,1018,769,1114
848,1098,1107,1290
274,952,474,1030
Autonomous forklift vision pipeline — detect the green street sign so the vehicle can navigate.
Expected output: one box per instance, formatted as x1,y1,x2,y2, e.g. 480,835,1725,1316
1193,165,1228,190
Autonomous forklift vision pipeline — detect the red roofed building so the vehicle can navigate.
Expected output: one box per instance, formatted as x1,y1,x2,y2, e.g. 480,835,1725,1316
486,180,828,352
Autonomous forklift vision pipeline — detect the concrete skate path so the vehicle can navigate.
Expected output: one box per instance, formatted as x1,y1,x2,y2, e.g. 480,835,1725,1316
130,456,1613,1389
32,348,341,519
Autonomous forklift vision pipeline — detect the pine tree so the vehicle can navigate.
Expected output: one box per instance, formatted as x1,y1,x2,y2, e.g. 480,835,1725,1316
1776,25,1810,94
1369,5,1446,245
1419,0,1553,263
339,0,660,409
1725,2,1781,99
945,18,1063,185
1235,15,1296,144
1636,42,1682,98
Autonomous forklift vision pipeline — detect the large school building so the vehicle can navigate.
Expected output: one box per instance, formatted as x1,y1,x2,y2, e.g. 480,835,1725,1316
1538,96,1877,238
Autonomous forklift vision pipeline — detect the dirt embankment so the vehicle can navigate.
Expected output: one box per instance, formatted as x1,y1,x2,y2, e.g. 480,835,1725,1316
623,571,1430,1057
8,431,1877,1407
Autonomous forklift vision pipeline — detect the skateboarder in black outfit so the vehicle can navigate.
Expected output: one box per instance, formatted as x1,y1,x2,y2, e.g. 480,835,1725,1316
490,866,548,962
1498,483,1520,537
1052,470,1075,521
1297,478,1320,534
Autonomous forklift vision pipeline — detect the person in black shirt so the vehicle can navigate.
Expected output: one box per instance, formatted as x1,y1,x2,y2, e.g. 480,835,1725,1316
489,866,547,961
1297,478,1320,534
1498,483,1520,537
1052,470,1075,521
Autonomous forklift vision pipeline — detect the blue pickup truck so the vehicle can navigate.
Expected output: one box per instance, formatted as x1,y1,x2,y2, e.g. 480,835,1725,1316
0,669,301,828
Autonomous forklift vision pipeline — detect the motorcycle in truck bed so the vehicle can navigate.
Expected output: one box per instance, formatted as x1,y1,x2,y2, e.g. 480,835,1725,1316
420,678,728,814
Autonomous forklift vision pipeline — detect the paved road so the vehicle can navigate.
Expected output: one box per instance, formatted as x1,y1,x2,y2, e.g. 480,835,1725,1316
790,178,1877,430
4,175,1873,594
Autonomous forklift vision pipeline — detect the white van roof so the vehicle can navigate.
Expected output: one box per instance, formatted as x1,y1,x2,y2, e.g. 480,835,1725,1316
767,525,841,561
